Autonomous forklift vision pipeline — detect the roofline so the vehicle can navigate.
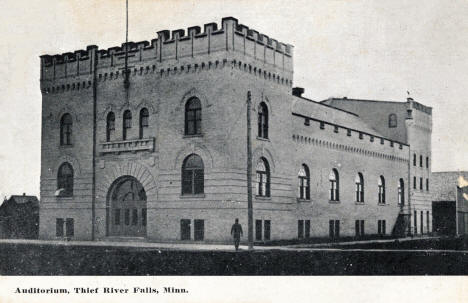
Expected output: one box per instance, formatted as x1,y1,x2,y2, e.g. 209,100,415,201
321,97,407,104
291,112,409,147
294,95,359,117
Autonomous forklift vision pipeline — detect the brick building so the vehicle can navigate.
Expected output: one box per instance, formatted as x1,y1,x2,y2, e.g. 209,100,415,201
39,17,432,242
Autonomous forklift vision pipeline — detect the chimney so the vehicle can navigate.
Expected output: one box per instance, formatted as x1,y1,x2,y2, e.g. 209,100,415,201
292,87,304,97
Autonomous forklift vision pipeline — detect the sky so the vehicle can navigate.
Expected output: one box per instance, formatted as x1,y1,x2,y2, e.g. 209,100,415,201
0,0,467,199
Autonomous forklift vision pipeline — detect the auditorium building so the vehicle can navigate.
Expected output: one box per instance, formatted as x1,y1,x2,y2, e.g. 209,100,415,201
39,17,433,242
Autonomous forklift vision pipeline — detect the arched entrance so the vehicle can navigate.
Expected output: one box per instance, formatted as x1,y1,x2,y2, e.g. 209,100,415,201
107,176,147,237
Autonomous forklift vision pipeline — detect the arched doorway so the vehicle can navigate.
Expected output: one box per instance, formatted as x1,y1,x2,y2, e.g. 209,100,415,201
107,176,147,237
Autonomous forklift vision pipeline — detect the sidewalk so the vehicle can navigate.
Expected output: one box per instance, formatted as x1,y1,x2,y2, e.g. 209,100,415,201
0,236,455,253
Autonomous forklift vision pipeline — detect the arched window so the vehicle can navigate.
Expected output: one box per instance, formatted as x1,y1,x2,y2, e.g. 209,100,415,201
388,113,397,128
123,110,132,140
398,178,405,205
139,108,149,139
355,173,364,202
106,112,115,142
329,169,339,201
256,158,270,197
258,102,269,139
60,113,72,145
378,176,386,204
181,154,204,195
185,98,201,135
298,164,310,200
57,162,74,197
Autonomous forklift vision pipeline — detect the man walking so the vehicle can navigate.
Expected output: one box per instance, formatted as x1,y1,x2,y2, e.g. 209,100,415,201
231,218,243,251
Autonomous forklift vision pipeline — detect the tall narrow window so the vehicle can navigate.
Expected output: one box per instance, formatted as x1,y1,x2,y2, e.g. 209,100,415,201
185,97,201,135
139,108,149,139
256,158,270,197
355,173,364,202
258,102,269,139
388,113,397,128
57,162,74,197
419,155,423,167
106,112,115,142
413,153,416,166
413,176,417,189
420,177,423,190
123,110,132,140
398,178,405,205
181,154,204,195
298,164,310,200
378,176,386,204
426,157,429,168
329,169,339,201
60,113,73,145
426,178,429,191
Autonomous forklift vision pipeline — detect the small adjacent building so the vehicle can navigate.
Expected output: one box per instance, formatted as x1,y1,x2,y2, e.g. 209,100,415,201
432,172,468,236
0,194,39,239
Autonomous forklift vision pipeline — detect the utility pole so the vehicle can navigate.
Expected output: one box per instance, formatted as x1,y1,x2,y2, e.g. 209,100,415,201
247,91,254,250
123,0,130,89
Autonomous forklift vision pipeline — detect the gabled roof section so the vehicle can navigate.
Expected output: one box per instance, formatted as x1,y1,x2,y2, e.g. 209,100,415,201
9,195,39,205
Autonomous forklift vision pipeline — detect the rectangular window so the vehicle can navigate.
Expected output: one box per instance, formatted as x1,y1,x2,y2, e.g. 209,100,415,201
359,133,363,139
426,179,429,191
378,220,386,235
141,208,147,227
305,220,310,238
380,138,384,145
180,219,191,240
413,176,417,189
420,211,424,234
319,122,325,129
255,220,262,241
124,209,130,226
298,220,304,239
355,220,365,237
420,155,423,167
304,118,310,126
426,157,429,168
426,211,430,233
114,209,121,225
347,129,351,136
413,154,416,166
65,218,74,237
329,220,340,239
414,210,417,234
370,136,374,142
420,177,423,190
334,126,339,133
264,220,271,241
390,141,394,147
194,219,204,241
132,209,138,225
56,218,64,237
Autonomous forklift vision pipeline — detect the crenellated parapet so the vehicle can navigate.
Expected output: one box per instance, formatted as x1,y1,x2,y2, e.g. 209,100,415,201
40,17,294,83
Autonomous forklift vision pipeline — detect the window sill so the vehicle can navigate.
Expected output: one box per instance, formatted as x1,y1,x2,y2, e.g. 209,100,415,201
256,136,270,142
378,203,387,206
329,200,340,204
183,134,204,139
255,195,271,200
56,196,74,200
355,201,365,205
297,198,311,203
59,144,73,148
179,194,206,199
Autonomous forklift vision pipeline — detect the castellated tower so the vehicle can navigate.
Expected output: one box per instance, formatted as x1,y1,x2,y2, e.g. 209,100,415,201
39,17,297,241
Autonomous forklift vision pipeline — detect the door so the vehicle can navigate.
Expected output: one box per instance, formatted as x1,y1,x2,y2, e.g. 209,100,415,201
108,177,147,237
